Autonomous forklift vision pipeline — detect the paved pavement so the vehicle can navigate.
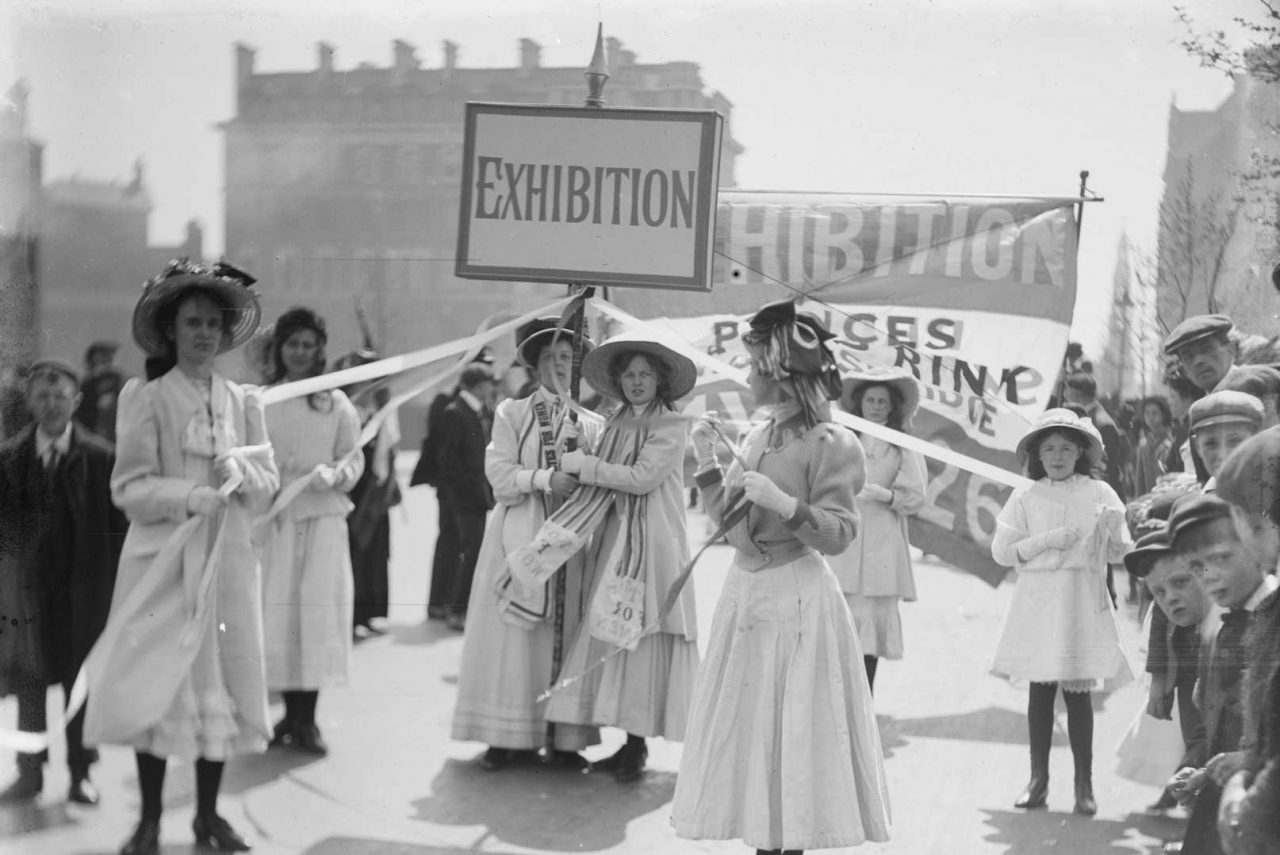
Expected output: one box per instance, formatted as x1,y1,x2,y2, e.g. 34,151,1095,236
1,456,1188,854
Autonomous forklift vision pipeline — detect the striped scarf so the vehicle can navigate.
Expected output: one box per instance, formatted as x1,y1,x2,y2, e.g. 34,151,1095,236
501,401,659,625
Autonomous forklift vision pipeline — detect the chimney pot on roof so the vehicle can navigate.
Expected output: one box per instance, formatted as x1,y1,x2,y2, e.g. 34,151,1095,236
393,40,420,71
317,42,335,73
443,40,459,71
519,38,541,72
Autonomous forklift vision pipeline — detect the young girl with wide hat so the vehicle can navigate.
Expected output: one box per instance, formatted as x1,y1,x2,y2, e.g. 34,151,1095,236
83,258,280,854
990,408,1134,816
509,328,702,782
671,299,890,854
831,364,927,693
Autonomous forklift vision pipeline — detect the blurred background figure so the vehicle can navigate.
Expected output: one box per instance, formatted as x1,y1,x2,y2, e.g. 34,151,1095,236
339,348,401,638
74,340,127,442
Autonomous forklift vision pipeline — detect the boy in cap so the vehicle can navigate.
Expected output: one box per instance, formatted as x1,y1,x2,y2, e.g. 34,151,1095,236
1164,493,1277,854
1127,527,1217,814
1164,315,1245,395
1188,391,1264,492
74,340,125,442
1211,428,1280,853
0,360,126,805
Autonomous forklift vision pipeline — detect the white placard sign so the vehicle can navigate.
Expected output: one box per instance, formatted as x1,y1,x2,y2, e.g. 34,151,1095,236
456,103,723,292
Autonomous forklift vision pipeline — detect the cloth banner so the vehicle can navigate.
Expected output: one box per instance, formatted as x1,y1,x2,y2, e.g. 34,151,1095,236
612,190,1080,586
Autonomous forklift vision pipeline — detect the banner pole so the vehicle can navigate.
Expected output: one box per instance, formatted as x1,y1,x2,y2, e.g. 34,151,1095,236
546,22,611,762
1075,169,1090,245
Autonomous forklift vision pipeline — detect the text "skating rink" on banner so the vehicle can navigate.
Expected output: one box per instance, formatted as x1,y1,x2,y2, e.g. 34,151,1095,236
455,103,724,292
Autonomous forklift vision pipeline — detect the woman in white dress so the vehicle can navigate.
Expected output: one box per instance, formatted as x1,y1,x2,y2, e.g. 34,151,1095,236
260,307,363,755
990,408,1134,816
832,366,926,693
450,317,600,769
84,259,279,854
672,299,890,855
531,330,700,782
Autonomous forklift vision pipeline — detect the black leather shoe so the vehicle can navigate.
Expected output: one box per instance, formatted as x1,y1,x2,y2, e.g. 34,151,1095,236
1073,781,1097,816
592,745,626,772
480,747,512,770
120,818,160,855
68,774,100,806
193,812,252,851
546,750,588,770
0,769,42,803
294,723,328,756
615,742,648,783
267,718,293,749
1013,777,1048,809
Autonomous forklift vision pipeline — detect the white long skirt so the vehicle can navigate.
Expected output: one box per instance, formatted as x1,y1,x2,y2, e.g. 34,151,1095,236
545,628,699,740
261,514,353,690
671,552,892,851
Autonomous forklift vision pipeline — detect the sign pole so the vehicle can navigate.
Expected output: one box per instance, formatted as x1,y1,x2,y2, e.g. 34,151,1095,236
546,23,609,762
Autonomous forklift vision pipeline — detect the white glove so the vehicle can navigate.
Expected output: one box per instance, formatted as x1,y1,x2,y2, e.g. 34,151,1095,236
1045,527,1081,550
560,449,587,475
309,465,338,490
187,486,227,517
691,412,721,464
742,471,798,518
1015,527,1080,562
860,484,893,504
214,455,242,486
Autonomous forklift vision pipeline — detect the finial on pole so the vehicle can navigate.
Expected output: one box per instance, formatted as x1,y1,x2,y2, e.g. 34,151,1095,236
584,23,609,108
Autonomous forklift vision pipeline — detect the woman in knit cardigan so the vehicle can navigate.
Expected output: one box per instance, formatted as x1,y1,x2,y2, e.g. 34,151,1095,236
671,299,890,855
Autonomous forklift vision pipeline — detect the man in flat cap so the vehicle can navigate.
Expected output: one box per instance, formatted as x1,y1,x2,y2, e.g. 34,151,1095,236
1187,391,1265,490
1164,315,1246,396
0,359,126,805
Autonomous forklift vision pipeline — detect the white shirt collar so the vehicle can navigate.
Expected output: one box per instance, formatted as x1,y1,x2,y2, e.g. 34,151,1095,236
35,423,72,459
1245,573,1280,612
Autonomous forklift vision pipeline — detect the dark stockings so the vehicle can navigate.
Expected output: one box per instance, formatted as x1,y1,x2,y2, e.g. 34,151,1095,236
1027,682,1094,783
135,752,166,822
283,689,320,725
756,850,804,854
1062,688,1093,784
863,656,879,692
195,758,224,819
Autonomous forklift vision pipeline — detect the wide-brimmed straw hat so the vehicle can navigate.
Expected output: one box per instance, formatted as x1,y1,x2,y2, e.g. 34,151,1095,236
582,330,697,402
840,365,921,429
1014,408,1104,468
132,258,261,358
516,316,596,369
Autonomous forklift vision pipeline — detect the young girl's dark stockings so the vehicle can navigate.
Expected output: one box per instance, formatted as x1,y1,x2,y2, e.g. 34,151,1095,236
135,751,166,822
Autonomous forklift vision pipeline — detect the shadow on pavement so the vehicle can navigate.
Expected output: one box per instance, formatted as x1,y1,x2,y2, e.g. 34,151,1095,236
410,756,676,851
981,807,1184,854
387,621,460,647
299,839,491,854
883,706,1066,746
0,799,71,837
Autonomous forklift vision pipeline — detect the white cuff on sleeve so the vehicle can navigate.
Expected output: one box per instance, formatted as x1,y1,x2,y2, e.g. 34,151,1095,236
532,469,553,493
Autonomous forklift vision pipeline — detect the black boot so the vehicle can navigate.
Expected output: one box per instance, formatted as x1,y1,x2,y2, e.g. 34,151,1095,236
1015,682,1054,809
1064,688,1096,816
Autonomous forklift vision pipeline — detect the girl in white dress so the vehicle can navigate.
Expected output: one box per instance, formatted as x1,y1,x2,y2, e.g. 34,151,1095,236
990,408,1134,816
260,308,363,755
671,299,890,855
